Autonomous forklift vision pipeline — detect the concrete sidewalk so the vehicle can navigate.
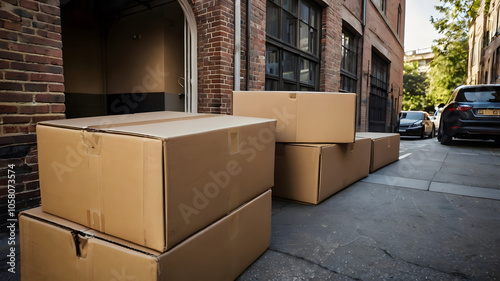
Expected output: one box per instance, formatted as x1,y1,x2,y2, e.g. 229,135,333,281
238,138,500,280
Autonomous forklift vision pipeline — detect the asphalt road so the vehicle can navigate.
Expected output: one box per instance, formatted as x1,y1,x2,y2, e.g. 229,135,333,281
237,137,500,280
2,137,499,280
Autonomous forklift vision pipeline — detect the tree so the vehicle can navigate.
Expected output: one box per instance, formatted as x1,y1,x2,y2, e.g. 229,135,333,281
429,0,483,104
402,61,429,111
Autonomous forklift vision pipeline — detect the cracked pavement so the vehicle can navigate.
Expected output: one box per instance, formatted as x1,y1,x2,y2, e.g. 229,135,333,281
238,138,500,280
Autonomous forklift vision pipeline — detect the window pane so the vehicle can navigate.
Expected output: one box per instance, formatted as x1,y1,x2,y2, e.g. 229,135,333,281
300,58,315,85
283,0,298,15
265,79,279,90
282,51,297,81
300,22,309,51
300,1,309,23
310,29,317,55
266,2,280,38
282,12,297,45
310,7,317,28
341,29,357,75
340,74,357,93
284,82,297,90
266,45,280,76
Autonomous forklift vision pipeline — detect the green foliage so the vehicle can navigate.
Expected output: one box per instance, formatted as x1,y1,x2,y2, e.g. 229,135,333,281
402,62,429,111
428,0,481,104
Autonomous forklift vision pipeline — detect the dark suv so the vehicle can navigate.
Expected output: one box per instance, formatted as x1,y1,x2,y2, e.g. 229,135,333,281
438,84,500,145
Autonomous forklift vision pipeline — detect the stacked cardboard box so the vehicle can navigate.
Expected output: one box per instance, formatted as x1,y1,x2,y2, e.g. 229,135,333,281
21,111,276,280
234,91,371,204
356,132,400,172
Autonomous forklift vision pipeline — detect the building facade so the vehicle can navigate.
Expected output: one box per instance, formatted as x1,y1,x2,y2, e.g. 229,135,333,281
404,48,434,74
0,0,405,235
468,0,500,85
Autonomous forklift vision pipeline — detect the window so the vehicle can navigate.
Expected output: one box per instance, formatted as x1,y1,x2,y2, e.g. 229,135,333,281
265,0,321,91
397,4,402,35
381,0,387,14
373,0,387,14
340,28,358,93
369,52,389,132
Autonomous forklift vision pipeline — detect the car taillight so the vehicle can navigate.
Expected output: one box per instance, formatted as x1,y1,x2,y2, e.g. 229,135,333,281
449,105,472,112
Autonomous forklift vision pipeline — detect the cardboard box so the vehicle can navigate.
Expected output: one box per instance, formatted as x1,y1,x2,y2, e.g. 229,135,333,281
356,132,400,172
273,138,371,204
37,111,276,252
233,91,356,143
20,190,271,281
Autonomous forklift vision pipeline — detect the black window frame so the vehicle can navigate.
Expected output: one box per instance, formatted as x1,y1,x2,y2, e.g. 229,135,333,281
265,0,321,91
397,4,402,35
340,26,359,93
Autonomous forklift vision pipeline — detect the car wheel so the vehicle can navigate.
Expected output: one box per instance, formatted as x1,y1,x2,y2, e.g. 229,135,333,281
430,126,435,138
420,128,425,139
439,127,453,145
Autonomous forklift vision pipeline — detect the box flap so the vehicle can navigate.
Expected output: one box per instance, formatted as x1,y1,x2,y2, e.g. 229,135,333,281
20,207,162,256
38,111,276,140
38,111,200,129
20,213,80,280
20,207,160,280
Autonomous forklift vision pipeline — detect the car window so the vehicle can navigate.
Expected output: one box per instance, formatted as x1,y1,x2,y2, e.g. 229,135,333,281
400,112,423,120
456,90,500,102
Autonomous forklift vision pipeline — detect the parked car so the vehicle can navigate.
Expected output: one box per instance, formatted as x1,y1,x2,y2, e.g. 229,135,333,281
430,105,444,130
438,84,500,145
397,111,435,138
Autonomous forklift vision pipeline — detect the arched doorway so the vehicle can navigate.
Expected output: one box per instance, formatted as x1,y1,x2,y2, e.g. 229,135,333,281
61,0,198,118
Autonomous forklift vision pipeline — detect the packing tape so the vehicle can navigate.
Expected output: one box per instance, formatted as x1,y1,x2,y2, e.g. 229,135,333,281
286,93,298,141
87,210,105,232
89,115,218,130
229,129,239,154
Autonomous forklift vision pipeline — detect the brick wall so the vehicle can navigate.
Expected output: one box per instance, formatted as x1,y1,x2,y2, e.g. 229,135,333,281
246,0,265,91
0,0,64,237
320,0,342,92
360,0,404,132
194,0,235,114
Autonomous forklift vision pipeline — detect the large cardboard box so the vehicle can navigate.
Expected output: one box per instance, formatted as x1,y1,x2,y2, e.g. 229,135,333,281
20,190,271,281
233,91,356,143
36,111,276,252
356,132,400,172
273,138,371,204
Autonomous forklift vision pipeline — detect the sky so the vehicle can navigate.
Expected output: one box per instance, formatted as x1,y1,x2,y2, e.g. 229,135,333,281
404,0,443,51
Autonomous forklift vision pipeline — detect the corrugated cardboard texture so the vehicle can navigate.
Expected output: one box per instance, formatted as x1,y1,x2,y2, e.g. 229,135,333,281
20,190,271,281
233,91,356,143
273,138,371,204
37,111,276,252
356,132,400,172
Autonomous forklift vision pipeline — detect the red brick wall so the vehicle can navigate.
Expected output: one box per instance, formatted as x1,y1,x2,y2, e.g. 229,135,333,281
0,0,64,236
358,0,405,132
320,0,342,92
194,0,235,114
246,0,266,91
